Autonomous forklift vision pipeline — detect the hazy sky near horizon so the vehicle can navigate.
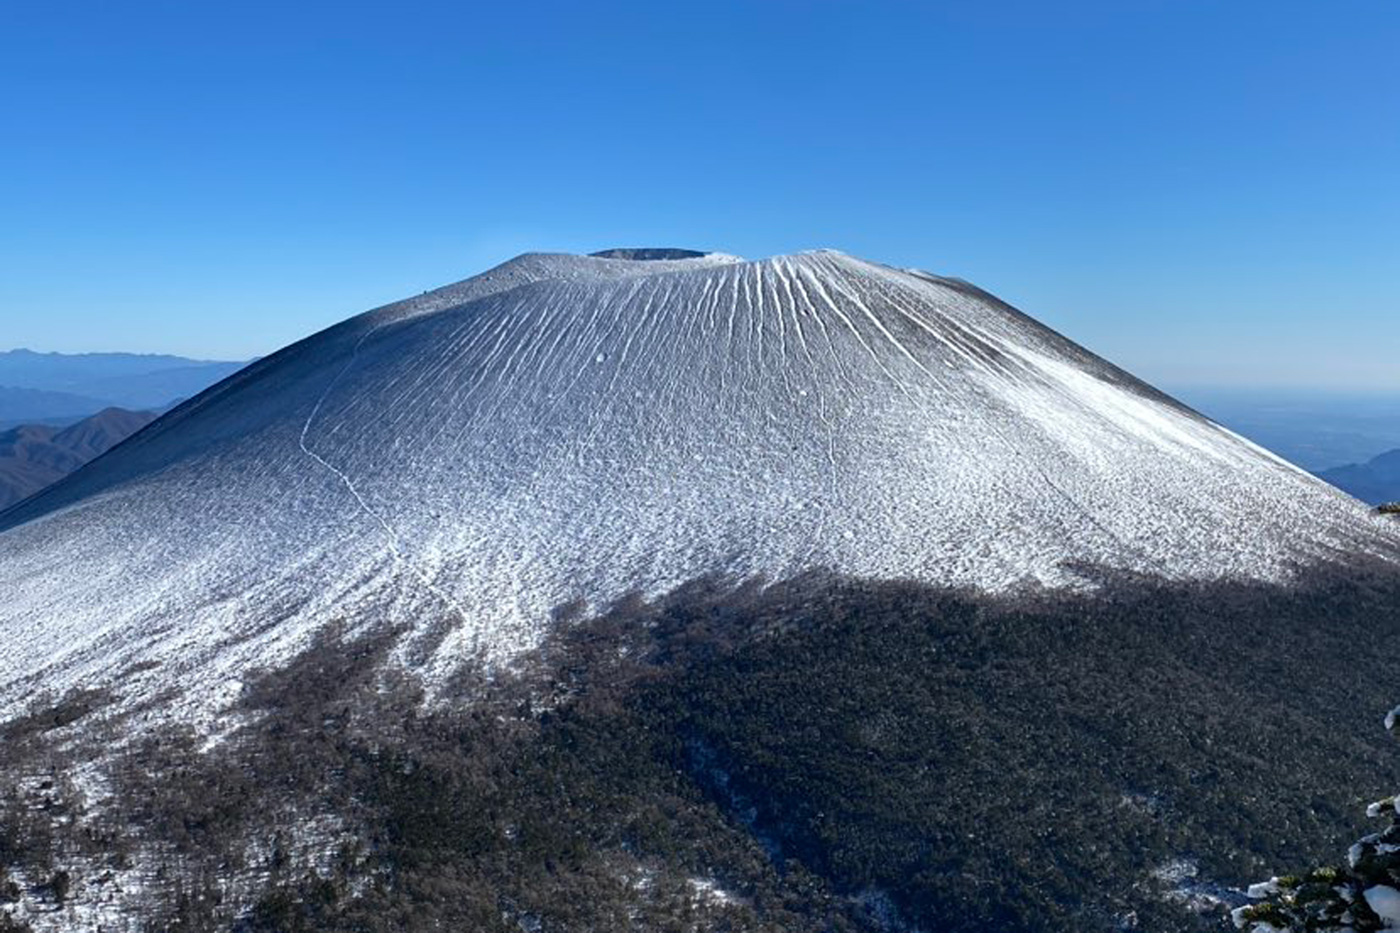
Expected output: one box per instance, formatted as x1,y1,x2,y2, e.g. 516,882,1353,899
2,0,1396,389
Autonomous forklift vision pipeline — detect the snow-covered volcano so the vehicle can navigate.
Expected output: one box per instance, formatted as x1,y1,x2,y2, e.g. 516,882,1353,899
0,249,1392,720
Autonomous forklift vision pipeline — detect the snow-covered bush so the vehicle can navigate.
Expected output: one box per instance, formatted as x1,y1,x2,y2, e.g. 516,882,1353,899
1233,706,1400,932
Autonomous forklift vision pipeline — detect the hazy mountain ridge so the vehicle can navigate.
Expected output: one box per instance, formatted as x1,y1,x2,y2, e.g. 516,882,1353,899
0,386,116,427
1317,448,1400,506
0,348,236,387
0,349,248,422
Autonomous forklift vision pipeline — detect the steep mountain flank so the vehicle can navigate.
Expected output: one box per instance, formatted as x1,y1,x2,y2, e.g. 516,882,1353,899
0,250,1390,726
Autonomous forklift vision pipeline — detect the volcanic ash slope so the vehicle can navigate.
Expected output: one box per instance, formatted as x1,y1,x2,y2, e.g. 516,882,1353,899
0,249,1391,720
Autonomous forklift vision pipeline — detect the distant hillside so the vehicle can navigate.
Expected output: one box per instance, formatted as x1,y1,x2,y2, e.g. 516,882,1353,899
0,349,248,424
0,407,158,511
1317,449,1400,506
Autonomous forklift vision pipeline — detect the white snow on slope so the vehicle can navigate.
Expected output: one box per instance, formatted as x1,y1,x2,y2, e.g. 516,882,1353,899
0,249,1393,724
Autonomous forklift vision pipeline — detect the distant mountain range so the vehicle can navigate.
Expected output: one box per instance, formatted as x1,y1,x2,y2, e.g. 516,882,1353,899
0,407,159,511
0,348,248,427
1317,449,1400,506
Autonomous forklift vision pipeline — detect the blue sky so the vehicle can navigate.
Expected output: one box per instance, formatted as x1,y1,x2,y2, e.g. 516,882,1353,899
2,0,1396,389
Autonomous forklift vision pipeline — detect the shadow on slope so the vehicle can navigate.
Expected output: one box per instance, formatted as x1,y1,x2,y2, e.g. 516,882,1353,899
3,562,1400,932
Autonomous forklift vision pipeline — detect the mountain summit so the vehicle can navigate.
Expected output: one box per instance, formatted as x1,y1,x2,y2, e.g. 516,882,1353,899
0,249,1392,725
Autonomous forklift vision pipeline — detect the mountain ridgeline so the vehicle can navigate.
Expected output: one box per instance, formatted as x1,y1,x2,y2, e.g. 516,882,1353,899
0,349,247,427
0,249,1397,932
1318,449,1400,506
0,407,158,511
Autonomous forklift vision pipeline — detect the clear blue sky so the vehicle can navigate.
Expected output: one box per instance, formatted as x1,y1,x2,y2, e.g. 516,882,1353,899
2,0,1396,389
